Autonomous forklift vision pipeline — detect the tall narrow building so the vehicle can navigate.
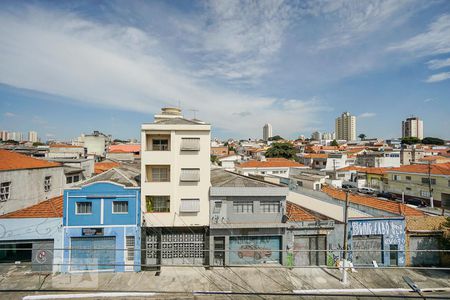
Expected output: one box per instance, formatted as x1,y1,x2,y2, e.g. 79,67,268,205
335,112,356,141
28,131,38,143
402,116,423,140
141,107,211,266
263,123,272,141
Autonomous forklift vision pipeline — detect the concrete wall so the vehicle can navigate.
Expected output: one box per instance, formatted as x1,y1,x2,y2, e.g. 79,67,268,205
84,135,108,157
0,167,64,214
141,126,211,227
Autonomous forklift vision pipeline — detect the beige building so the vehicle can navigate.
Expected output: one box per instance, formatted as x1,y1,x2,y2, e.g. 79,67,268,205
263,123,272,141
335,112,356,141
402,116,423,140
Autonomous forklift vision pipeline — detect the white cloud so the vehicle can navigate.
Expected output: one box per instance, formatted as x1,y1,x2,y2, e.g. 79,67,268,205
388,14,450,56
0,6,328,138
358,112,376,118
427,57,450,70
424,98,434,103
3,112,16,117
425,72,450,83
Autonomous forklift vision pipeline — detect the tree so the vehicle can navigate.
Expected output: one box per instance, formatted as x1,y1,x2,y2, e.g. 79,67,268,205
268,135,283,141
358,133,366,140
33,142,45,147
401,137,421,145
330,139,339,147
422,137,445,145
265,142,296,160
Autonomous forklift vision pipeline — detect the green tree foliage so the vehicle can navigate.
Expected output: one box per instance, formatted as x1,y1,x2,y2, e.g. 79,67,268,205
422,137,445,145
33,142,45,146
330,139,339,147
358,133,366,140
401,137,421,145
268,135,283,141
265,142,296,160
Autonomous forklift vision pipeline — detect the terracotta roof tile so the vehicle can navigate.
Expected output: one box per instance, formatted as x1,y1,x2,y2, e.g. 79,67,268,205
302,153,328,159
94,161,121,174
108,144,140,153
406,216,447,231
286,201,328,222
238,158,305,168
0,196,63,219
0,150,61,171
322,186,424,217
387,162,450,175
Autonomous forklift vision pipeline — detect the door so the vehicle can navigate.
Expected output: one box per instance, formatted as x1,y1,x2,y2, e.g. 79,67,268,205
389,244,398,266
352,235,383,265
70,237,115,271
294,235,326,266
213,237,225,266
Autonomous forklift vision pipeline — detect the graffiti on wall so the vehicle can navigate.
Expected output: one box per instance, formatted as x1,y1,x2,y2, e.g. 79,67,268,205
229,236,281,265
352,220,404,245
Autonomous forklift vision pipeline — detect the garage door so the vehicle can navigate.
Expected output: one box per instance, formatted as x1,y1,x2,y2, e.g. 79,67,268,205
294,235,326,266
71,237,115,271
352,235,383,265
409,236,440,266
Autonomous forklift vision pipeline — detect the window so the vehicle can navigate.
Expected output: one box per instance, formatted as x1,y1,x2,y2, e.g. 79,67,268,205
180,168,200,182
146,196,170,212
76,202,92,214
147,165,170,182
73,175,80,182
233,201,253,213
420,190,431,198
0,181,11,201
406,176,411,181
393,175,401,181
44,176,51,192
152,139,169,151
406,187,411,191
213,201,222,214
421,178,436,185
273,171,280,174
180,199,200,213
113,201,128,213
66,176,73,184
261,201,281,213
126,236,135,261
297,181,303,187
181,138,200,151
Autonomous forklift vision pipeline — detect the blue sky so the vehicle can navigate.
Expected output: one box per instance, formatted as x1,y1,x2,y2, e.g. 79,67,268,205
0,0,449,141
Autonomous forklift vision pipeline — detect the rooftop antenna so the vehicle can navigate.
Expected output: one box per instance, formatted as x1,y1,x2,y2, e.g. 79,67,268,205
189,109,198,119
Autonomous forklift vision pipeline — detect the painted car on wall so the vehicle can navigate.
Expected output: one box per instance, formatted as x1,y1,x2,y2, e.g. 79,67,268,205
237,244,272,260
229,236,281,264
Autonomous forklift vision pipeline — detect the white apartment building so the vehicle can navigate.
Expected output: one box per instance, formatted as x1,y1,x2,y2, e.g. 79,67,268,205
141,107,211,266
311,131,321,141
83,131,111,157
28,131,38,143
402,116,423,140
335,112,356,141
263,123,272,141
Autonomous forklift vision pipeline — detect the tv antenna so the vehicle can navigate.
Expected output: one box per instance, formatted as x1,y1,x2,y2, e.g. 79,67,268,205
189,109,199,119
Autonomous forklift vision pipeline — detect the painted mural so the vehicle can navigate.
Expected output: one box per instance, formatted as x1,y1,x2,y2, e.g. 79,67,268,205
229,236,281,265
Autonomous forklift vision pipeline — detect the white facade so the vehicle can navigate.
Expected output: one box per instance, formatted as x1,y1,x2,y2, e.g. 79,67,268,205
47,146,85,159
335,112,356,141
263,123,272,141
28,131,38,143
236,166,306,178
402,117,424,140
8,131,23,142
0,167,64,215
141,108,211,227
83,132,110,157
311,131,321,141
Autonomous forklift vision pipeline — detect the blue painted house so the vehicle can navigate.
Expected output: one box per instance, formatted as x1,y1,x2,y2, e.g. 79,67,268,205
62,166,141,272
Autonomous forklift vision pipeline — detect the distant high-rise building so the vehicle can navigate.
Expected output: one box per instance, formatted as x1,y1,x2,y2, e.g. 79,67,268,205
311,131,321,141
9,131,23,142
335,112,356,141
322,132,335,140
28,131,38,143
0,131,8,141
263,123,273,141
402,116,423,140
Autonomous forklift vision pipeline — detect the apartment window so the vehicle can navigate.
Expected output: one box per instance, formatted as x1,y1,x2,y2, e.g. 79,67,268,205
66,176,73,184
233,201,253,213
421,178,436,185
180,198,200,213
180,168,200,182
73,175,80,182
213,201,222,214
261,201,281,213
146,196,170,212
44,176,52,192
297,181,303,187
76,202,92,214
113,201,128,214
406,176,411,181
181,138,200,151
420,190,431,198
393,175,401,181
0,182,11,201
152,139,169,151
147,165,170,182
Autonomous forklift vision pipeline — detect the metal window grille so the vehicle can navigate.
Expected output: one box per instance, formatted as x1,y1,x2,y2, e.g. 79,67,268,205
213,201,222,214
233,201,253,213
76,202,92,214
126,236,135,261
113,201,128,213
44,176,51,192
180,168,200,182
180,138,200,151
152,139,169,151
146,196,170,212
0,181,11,201
150,166,170,182
180,199,200,213
260,201,280,213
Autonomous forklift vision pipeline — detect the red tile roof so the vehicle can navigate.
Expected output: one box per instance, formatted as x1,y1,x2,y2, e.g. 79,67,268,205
286,201,327,222
322,186,424,217
0,150,61,171
387,162,450,176
238,158,305,168
302,153,328,159
108,144,140,153
94,161,121,174
0,196,63,219
337,166,391,175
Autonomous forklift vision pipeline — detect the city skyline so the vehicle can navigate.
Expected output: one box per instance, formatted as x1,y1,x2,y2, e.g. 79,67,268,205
1,1,450,141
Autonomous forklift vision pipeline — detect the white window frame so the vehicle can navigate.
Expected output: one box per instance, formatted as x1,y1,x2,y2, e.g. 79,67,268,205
393,175,401,181
149,166,170,182
260,201,281,213
146,196,170,213
233,201,253,214
112,201,129,214
0,181,11,201
420,190,431,198
76,202,93,215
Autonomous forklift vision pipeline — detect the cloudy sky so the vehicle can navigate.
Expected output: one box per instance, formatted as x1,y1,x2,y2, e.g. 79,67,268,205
0,0,449,141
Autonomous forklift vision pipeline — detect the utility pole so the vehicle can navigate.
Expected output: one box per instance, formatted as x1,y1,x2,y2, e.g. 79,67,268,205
428,161,434,208
342,191,350,285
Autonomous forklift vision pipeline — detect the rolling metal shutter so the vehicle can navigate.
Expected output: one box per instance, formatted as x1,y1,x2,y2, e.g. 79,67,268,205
71,237,115,271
